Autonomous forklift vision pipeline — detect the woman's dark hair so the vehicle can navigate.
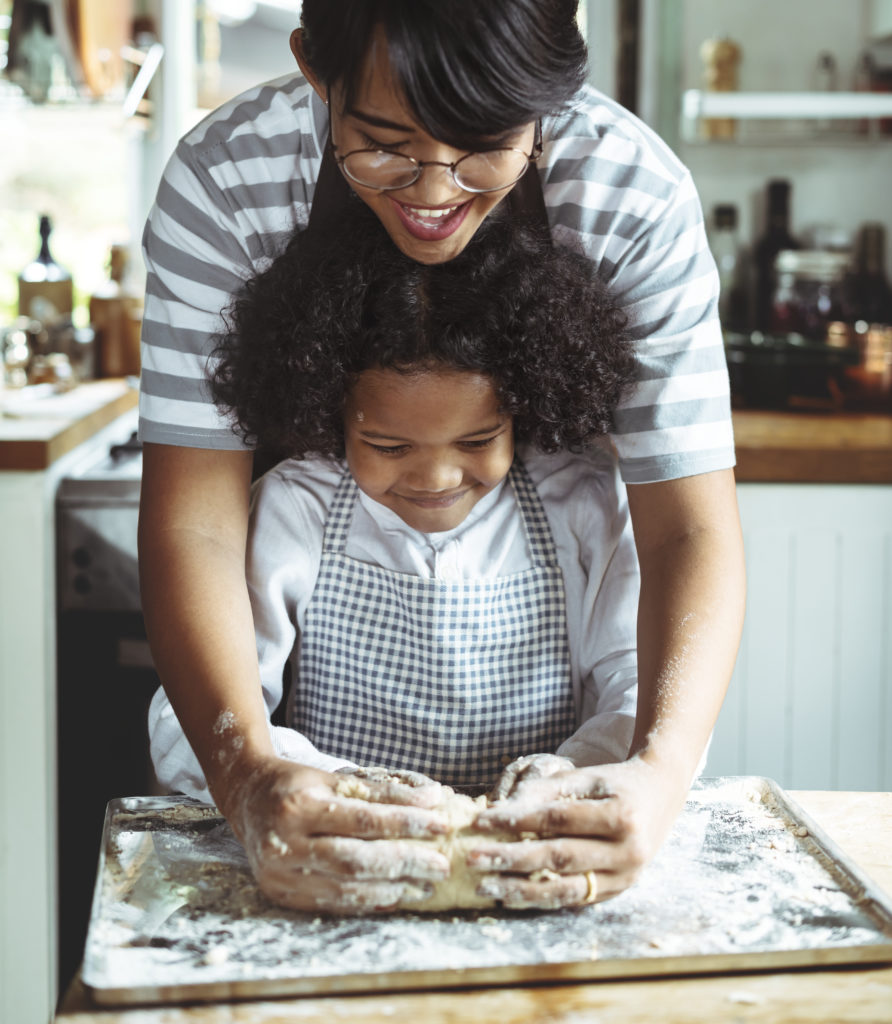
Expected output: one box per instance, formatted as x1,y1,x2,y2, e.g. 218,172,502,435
210,205,636,461
299,0,587,148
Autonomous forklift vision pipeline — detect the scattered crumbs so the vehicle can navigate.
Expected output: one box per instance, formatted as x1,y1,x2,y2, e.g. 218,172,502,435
201,946,230,967
479,922,512,943
793,826,809,838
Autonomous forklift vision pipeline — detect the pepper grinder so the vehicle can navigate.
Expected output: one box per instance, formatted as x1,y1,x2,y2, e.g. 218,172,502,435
700,36,742,140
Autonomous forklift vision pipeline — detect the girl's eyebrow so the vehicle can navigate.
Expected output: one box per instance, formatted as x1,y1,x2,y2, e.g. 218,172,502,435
359,422,506,442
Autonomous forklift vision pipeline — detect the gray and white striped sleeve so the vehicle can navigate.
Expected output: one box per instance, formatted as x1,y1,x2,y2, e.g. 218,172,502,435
545,89,735,484
138,75,320,449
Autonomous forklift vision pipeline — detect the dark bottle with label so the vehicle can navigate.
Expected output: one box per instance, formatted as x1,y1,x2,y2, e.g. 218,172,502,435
18,214,74,322
846,223,892,327
754,180,800,331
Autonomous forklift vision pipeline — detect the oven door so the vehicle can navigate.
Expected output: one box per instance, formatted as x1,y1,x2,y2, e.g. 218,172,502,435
56,446,161,990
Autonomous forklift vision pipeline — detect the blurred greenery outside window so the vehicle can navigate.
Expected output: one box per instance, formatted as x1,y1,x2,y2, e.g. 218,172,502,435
0,0,134,326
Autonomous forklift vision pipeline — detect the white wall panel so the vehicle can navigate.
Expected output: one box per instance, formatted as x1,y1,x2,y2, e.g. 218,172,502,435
707,484,892,791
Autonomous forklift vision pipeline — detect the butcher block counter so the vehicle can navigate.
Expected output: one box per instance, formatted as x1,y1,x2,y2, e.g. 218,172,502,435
732,409,892,483
55,789,892,1024
0,379,138,470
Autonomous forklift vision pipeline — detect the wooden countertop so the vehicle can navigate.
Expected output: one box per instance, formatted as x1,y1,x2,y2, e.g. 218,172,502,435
55,790,892,1024
0,379,138,470
733,409,892,483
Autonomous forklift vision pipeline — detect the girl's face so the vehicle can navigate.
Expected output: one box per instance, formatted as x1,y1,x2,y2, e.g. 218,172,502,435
344,367,514,533
293,29,536,266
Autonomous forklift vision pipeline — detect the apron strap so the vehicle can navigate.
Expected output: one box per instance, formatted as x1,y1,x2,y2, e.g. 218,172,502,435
306,136,357,240
507,160,551,239
508,460,561,568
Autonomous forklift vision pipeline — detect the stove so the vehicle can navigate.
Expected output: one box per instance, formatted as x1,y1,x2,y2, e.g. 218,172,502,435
56,421,143,613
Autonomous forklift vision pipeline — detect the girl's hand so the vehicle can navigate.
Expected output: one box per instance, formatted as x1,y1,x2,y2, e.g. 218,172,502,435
469,754,689,909
221,756,452,913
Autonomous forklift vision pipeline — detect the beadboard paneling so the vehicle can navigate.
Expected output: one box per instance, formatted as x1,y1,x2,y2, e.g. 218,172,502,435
708,484,892,790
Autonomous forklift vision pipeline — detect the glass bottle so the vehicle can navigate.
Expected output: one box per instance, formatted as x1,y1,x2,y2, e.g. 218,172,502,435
753,180,800,331
708,204,746,331
846,223,892,328
18,214,73,323
89,245,142,378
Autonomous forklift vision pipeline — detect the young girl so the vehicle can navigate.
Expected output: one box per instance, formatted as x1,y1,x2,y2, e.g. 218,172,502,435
149,206,641,908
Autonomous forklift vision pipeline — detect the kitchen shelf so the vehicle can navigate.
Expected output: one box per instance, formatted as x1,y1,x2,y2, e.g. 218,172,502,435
680,89,892,142
682,89,892,119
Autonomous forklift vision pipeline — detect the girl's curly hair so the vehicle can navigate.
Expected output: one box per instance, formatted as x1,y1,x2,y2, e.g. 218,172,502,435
210,202,636,460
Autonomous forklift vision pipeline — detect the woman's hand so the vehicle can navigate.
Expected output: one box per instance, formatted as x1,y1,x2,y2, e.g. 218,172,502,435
468,754,690,909
220,756,452,913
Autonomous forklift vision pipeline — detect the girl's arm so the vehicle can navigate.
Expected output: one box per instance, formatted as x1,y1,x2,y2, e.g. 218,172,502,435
471,468,745,907
139,443,450,911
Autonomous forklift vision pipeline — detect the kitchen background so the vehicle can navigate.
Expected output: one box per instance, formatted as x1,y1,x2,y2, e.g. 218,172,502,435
1,3,891,1023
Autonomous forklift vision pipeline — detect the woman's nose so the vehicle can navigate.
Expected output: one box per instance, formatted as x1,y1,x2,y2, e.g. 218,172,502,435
407,161,460,203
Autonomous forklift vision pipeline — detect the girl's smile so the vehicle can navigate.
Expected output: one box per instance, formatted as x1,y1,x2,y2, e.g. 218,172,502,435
343,367,514,533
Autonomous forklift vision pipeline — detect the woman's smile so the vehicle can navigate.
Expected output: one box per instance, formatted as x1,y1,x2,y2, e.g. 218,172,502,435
390,198,473,241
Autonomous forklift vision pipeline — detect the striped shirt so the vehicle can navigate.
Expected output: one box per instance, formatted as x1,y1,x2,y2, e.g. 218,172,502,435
139,75,735,484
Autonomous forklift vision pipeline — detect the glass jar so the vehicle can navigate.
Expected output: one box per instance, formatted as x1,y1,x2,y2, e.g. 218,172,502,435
769,250,852,341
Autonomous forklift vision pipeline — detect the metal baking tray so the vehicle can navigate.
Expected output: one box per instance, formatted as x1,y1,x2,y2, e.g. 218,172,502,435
82,777,892,1006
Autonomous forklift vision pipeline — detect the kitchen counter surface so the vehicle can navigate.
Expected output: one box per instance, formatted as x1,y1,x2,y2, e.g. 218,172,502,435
733,409,892,483
55,790,892,1024
0,379,138,470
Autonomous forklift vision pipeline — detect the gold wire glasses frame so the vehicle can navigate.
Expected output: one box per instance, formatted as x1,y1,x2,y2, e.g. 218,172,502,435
330,120,543,194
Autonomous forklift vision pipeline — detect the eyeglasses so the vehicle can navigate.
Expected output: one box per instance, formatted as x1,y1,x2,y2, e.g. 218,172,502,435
330,120,542,194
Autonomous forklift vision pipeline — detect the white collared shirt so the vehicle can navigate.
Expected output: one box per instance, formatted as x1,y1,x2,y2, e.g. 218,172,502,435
149,444,640,801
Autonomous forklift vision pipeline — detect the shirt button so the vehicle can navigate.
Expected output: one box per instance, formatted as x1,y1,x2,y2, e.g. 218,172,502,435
435,540,462,581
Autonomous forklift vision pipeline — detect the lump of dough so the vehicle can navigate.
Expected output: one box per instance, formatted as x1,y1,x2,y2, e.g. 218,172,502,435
334,777,529,912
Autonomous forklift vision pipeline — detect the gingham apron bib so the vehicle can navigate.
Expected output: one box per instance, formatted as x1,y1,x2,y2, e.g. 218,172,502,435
292,460,575,788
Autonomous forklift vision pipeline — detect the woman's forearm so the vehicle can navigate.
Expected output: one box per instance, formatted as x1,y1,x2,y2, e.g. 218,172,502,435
138,444,272,811
627,468,746,783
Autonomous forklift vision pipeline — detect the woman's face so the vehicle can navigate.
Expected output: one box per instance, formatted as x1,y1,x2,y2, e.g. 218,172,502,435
294,30,536,265
343,367,514,533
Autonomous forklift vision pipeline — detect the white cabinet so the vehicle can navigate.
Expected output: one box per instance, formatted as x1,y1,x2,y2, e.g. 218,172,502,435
707,483,892,790
0,409,136,1024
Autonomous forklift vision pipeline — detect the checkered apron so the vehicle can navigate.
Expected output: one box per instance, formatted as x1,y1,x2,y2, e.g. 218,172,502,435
292,460,574,787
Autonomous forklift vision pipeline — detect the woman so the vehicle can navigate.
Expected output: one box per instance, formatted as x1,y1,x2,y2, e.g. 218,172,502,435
138,0,745,911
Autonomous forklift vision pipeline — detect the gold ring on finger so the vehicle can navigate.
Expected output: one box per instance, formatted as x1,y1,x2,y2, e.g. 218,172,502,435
583,869,598,904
